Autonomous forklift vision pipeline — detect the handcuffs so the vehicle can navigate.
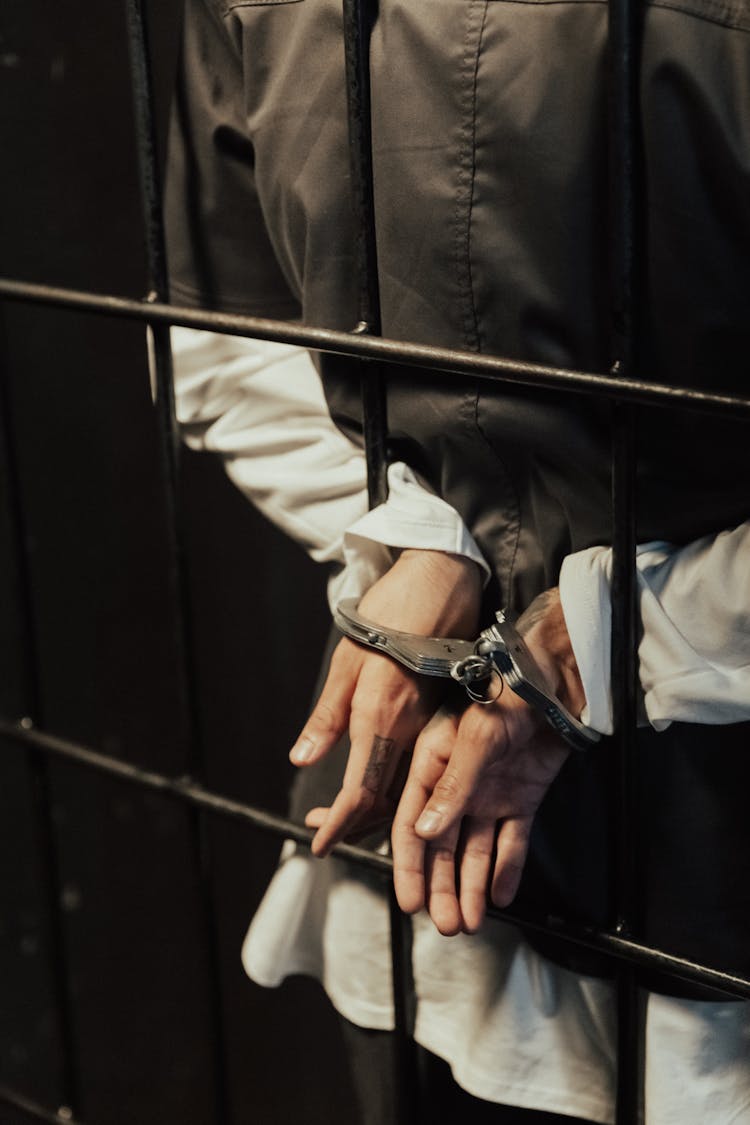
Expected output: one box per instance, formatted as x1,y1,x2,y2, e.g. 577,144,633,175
334,598,600,753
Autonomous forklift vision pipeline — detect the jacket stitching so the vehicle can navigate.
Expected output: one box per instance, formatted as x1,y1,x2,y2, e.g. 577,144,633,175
454,2,487,353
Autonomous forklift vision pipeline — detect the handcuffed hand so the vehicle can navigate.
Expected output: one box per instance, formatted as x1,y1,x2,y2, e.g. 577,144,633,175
290,548,482,856
391,588,585,935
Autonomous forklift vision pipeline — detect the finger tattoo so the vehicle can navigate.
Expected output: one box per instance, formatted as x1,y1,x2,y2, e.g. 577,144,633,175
362,735,395,793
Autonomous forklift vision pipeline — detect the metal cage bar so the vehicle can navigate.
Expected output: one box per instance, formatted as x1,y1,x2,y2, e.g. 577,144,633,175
1,280,749,418
607,0,645,1111
341,1,419,1116
0,1081,85,1125
342,0,390,509
123,3,229,1122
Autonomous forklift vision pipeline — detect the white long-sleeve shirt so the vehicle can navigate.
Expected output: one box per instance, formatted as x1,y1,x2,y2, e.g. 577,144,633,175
172,326,750,1125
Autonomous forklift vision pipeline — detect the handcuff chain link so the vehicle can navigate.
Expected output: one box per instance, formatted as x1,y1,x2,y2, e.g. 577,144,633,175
450,649,504,705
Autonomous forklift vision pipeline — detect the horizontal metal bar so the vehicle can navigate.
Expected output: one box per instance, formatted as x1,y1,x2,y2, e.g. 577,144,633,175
1,278,749,417
0,1084,81,1125
3,717,750,1000
0,718,388,873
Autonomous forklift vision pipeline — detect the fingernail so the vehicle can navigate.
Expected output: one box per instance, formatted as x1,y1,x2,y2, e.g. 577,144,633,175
415,810,442,835
290,736,315,764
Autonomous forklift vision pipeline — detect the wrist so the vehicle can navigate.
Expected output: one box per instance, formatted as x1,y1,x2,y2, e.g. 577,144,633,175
398,549,482,634
517,588,586,719
358,549,482,639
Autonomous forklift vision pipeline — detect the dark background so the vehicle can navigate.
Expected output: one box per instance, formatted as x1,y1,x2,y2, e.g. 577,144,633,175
0,2,359,1121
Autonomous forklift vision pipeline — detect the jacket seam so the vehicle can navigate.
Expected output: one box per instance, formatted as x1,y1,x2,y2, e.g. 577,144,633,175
454,2,487,353
490,0,750,29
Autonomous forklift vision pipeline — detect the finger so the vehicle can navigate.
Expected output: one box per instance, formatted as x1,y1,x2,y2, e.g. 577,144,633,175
304,806,328,829
341,723,401,799
306,744,410,844
289,641,359,766
310,665,430,854
414,707,509,840
491,816,533,908
309,721,405,856
424,819,463,935
458,816,496,933
392,709,459,915
309,783,379,856
305,805,393,843
391,763,436,915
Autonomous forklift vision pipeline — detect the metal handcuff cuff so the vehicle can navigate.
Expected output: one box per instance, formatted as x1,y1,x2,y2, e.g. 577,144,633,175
333,598,600,753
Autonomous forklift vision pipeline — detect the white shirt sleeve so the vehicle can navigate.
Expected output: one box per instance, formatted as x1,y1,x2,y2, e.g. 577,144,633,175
327,461,491,608
171,327,369,563
170,327,489,606
559,524,750,735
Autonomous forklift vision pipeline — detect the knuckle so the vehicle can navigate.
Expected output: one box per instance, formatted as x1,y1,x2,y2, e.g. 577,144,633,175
433,769,465,805
330,639,354,667
309,699,341,738
416,726,446,758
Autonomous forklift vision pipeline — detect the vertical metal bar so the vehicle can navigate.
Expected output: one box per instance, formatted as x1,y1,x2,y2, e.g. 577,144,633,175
608,0,645,1115
611,401,644,1125
341,0,418,1113
123,4,229,1121
387,887,419,1125
0,316,80,1119
342,0,389,508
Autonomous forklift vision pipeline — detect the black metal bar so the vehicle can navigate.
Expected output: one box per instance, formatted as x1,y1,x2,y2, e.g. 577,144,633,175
387,887,419,1125
342,0,389,508
124,4,229,1122
610,408,639,943
124,0,170,301
0,324,81,1113
124,0,195,773
0,1083,85,1125
4,716,750,1002
608,0,645,1106
341,9,416,1110
341,0,381,340
611,402,642,1125
2,280,750,416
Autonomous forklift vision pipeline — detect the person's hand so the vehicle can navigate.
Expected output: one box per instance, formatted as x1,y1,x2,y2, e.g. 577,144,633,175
290,549,482,856
391,588,585,935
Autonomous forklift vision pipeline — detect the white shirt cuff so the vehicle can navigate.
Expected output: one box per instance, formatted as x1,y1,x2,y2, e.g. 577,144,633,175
560,524,750,736
327,462,490,610
559,547,614,735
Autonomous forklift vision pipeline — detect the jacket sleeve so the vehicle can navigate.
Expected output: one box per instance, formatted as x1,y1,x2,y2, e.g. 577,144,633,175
164,0,300,318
